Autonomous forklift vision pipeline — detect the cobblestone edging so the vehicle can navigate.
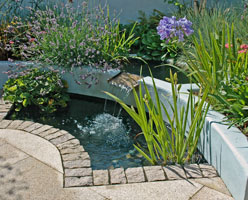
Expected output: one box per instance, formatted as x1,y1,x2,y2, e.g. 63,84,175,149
0,99,218,188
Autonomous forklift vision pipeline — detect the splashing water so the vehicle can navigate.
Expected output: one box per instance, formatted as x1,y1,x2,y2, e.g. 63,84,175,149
79,113,132,148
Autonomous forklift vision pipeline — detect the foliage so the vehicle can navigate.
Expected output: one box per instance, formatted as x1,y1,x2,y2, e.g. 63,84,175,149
3,67,69,113
213,73,248,133
122,10,180,61
8,2,138,72
105,70,210,165
184,24,245,93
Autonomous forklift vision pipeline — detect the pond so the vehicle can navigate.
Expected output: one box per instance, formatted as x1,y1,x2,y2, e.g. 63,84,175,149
8,95,205,170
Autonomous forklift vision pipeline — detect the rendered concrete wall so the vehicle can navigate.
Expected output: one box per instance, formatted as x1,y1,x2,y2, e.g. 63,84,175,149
1,0,242,24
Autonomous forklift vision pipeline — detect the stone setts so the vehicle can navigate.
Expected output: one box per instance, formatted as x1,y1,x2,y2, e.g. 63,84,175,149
0,99,219,188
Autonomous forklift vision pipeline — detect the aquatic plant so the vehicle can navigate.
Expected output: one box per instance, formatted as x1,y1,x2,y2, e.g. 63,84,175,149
105,70,209,165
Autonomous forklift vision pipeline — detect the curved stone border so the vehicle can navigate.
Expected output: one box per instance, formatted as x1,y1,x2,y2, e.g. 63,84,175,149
0,98,219,188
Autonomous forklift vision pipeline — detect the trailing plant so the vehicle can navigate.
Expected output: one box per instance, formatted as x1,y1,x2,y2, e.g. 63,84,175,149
105,70,210,165
3,67,69,113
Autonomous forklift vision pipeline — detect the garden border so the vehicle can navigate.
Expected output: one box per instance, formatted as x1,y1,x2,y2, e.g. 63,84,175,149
0,98,218,187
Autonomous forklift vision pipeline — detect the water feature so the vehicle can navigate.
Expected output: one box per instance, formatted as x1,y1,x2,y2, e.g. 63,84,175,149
9,96,149,170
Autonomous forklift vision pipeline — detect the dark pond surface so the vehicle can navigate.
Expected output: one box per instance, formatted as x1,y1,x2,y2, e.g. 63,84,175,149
8,95,205,170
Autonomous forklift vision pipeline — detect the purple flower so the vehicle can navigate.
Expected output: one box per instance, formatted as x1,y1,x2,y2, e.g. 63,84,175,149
157,16,193,42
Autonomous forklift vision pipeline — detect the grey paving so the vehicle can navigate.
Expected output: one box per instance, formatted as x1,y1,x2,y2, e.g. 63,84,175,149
0,129,63,173
0,131,233,200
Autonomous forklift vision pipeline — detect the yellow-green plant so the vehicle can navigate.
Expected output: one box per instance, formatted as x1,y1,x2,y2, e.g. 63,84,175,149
105,70,209,165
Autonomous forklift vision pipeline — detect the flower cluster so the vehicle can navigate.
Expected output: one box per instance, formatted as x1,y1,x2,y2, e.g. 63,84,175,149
157,16,194,42
225,43,248,54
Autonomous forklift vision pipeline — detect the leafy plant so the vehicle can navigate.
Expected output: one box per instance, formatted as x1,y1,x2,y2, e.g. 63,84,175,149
184,24,246,93
105,70,209,165
9,2,138,71
122,10,179,61
3,67,69,113
213,73,248,133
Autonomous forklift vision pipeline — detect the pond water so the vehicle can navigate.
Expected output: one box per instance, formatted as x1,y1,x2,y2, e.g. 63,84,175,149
8,95,205,170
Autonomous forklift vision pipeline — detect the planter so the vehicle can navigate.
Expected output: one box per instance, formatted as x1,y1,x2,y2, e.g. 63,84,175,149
0,61,246,199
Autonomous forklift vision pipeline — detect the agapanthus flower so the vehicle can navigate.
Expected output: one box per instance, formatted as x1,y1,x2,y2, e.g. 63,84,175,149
157,16,194,42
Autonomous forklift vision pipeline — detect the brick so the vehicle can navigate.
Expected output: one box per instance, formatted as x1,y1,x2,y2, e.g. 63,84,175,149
143,166,166,182
93,170,109,186
50,133,75,145
125,167,145,183
24,123,42,132
184,164,203,178
64,176,93,187
199,164,218,178
38,128,60,137
163,165,187,180
62,152,90,161
110,168,127,184
7,120,24,129
0,120,12,129
64,159,91,168
65,168,92,177
17,121,34,130
31,125,52,135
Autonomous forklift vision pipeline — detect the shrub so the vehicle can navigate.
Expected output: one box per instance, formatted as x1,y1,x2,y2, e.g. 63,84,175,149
3,67,69,113
8,2,137,71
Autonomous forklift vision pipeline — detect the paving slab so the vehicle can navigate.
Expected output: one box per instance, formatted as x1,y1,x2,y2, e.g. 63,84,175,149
199,164,218,178
0,143,29,165
11,157,101,200
91,179,203,200
192,177,232,196
0,138,6,146
191,186,233,200
0,129,63,173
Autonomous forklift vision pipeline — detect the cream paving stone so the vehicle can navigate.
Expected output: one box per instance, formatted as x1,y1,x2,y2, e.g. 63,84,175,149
17,121,34,130
0,129,63,173
11,157,103,200
184,164,203,178
125,167,145,183
0,143,29,164
199,164,218,178
163,165,187,180
190,186,234,200
192,177,232,196
0,138,6,146
143,166,166,182
7,120,24,129
93,170,109,186
91,179,203,200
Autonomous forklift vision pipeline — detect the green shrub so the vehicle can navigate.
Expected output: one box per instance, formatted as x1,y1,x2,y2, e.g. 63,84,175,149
213,73,248,133
3,67,69,113
9,2,137,70
122,10,180,62
105,70,209,165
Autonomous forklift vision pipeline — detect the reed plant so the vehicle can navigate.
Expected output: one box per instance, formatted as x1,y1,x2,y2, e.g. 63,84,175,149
105,70,209,165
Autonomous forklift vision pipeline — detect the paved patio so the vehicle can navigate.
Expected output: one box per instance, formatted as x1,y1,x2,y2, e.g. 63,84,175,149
0,128,233,200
